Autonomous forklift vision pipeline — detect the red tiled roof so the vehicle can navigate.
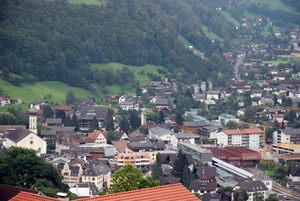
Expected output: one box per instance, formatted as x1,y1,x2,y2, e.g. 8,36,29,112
223,128,263,135
0,184,38,201
55,105,73,111
76,183,200,201
9,191,59,201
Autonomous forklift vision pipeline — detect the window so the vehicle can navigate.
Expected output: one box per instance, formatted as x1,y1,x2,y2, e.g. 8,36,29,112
30,141,33,144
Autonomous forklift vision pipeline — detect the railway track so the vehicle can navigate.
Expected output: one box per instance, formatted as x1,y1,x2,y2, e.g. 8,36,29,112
273,182,300,201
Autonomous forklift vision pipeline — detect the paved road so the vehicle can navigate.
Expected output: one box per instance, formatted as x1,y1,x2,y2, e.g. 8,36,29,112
234,57,242,80
0,99,23,107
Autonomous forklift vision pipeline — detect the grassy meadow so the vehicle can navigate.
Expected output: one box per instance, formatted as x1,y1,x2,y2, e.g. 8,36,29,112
177,35,193,46
263,57,300,65
261,25,280,37
90,62,162,86
201,25,222,40
249,0,299,15
0,80,96,112
219,10,240,27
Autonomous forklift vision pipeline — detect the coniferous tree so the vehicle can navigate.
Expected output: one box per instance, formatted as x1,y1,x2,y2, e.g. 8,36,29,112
159,110,165,124
120,117,130,134
64,114,72,126
151,153,162,180
42,105,54,118
182,165,194,188
129,110,140,130
171,149,188,178
91,116,99,130
71,113,79,131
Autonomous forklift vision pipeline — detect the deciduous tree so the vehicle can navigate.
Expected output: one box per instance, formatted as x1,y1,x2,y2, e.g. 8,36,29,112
233,187,249,201
109,164,159,194
43,105,54,118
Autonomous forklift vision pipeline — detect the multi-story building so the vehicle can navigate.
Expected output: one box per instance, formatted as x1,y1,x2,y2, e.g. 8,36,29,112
82,163,111,191
79,106,113,130
116,152,156,172
217,128,264,149
218,114,239,126
170,133,196,150
177,142,212,164
233,180,269,201
60,162,83,187
273,129,300,144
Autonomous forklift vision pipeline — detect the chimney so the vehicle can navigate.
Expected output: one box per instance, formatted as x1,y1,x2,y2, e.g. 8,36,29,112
202,169,205,175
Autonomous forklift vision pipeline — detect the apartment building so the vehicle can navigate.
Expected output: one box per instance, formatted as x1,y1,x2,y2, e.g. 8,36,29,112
116,152,156,172
217,128,264,149
273,129,300,144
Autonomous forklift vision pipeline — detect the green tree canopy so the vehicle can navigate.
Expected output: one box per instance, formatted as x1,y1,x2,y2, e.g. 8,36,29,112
43,105,54,119
253,192,264,201
225,121,239,129
120,117,130,134
0,147,68,192
65,90,76,105
265,194,279,201
233,187,249,201
108,164,159,194
91,116,100,130
217,186,233,194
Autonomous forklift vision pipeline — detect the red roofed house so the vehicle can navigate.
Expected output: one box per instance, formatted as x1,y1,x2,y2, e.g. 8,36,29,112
0,94,11,106
9,183,201,201
217,128,264,149
87,129,107,144
204,146,261,167
55,105,73,116
271,113,285,122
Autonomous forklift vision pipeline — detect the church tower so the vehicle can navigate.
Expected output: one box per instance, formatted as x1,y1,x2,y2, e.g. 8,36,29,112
28,108,38,134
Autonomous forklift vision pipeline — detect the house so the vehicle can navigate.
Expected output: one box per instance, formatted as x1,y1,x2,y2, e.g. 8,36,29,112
217,128,264,149
218,114,239,126
111,140,131,155
154,98,169,108
258,97,275,105
289,162,300,183
149,81,171,91
250,90,263,98
55,133,88,154
170,133,195,150
271,113,285,122
159,152,195,173
114,131,128,140
55,105,73,117
119,101,139,111
233,180,269,201
118,93,136,104
0,94,11,106
159,176,181,186
206,90,223,100
79,106,113,131
149,127,173,148
198,125,223,140
179,121,211,134
30,100,47,110
86,129,107,144
193,94,206,102
69,182,99,197
189,181,218,195
290,91,300,99
5,108,47,154
237,108,245,117
104,94,119,104
253,169,272,192
82,162,111,191
196,167,217,183
45,118,62,126
59,162,83,187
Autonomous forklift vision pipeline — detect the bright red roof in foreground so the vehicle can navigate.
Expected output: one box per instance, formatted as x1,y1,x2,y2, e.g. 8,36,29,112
9,191,60,201
77,183,200,201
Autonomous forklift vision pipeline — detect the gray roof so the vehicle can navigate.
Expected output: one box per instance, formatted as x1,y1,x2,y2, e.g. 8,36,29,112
7,128,32,143
280,129,300,136
119,101,137,105
237,180,268,192
253,169,271,181
206,90,221,94
40,130,57,136
199,125,221,132
182,121,210,127
149,127,173,135
74,182,99,195
79,106,109,120
155,99,168,105
46,118,62,124
189,181,218,191
149,81,162,86
159,177,181,186
51,126,75,133
129,142,154,149
173,133,195,139
83,164,110,176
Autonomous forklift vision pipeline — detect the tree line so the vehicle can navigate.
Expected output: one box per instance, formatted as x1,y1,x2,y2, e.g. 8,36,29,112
0,0,231,88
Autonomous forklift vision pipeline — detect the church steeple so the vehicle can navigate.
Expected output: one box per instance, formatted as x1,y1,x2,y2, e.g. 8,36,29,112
28,108,38,134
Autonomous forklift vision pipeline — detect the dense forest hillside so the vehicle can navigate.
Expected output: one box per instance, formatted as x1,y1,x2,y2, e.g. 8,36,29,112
0,0,233,88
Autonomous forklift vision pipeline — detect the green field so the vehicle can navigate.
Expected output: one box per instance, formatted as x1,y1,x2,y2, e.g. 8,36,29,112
0,80,96,112
263,57,300,65
261,25,280,37
177,35,193,46
201,25,222,40
244,11,256,20
219,10,240,27
69,0,109,5
91,62,162,86
250,0,299,15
